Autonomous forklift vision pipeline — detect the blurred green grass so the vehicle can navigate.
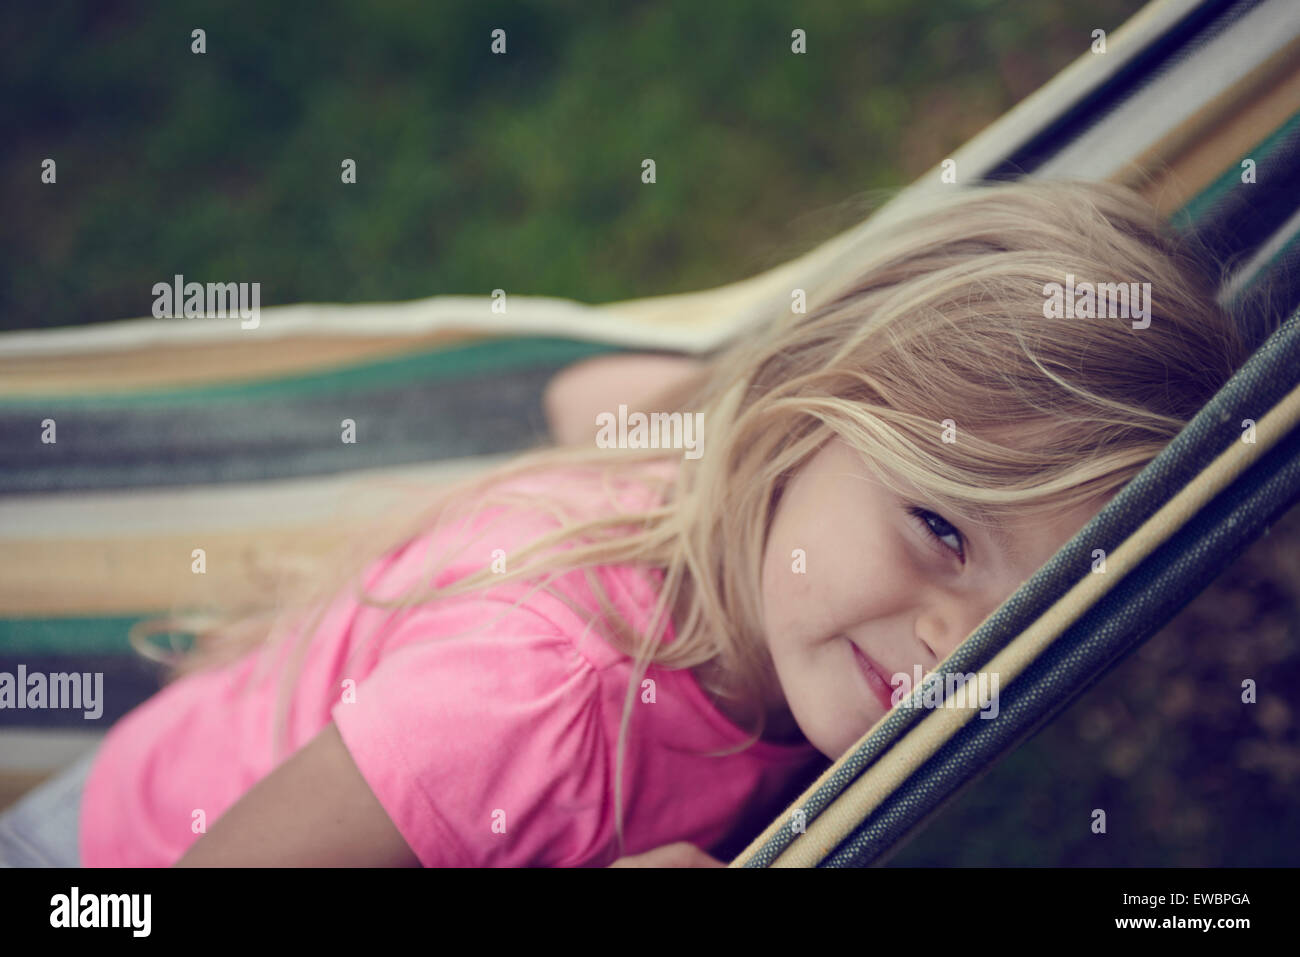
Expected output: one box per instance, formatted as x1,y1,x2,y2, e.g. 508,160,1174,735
9,0,1296,868
4,0,1146,330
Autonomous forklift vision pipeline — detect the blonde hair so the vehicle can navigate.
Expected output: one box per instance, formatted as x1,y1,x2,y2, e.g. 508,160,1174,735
130,179,1250,860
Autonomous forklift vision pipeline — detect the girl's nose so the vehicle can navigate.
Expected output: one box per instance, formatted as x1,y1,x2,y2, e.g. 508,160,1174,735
914,582,1003,665
912,611,948,665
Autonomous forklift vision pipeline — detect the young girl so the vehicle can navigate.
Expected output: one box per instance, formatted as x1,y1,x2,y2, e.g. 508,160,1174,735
0,179,1251,869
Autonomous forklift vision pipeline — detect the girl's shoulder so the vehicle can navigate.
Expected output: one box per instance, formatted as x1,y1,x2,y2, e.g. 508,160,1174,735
370,457,681,641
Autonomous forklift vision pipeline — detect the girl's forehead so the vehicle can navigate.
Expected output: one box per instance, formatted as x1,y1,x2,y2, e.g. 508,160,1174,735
998,494,1112,575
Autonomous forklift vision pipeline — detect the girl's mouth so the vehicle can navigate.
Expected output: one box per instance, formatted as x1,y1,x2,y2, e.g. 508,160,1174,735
849,639,896,712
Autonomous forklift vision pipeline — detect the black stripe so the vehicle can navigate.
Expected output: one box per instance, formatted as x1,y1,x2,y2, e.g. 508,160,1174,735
0,654,164,728
0,363,562,495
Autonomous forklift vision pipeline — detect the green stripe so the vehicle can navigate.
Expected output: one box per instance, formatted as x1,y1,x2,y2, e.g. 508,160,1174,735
1169,109,1300,233
0,615,192,655
0,335,627,409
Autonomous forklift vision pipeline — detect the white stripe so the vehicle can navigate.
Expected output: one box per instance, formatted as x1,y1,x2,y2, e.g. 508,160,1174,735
0,729,104,772
0,293,747,358
1218,203,1300,305
1035,0,1300,180
949,0,1206,181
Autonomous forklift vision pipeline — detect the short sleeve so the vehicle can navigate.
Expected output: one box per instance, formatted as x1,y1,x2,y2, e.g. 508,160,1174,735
330,599,614,867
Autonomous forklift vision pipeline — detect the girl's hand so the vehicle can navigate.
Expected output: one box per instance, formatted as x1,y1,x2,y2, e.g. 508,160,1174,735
607,841,727,867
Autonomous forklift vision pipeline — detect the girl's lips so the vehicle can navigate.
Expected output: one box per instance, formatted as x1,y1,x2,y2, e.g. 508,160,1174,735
850,640,896,712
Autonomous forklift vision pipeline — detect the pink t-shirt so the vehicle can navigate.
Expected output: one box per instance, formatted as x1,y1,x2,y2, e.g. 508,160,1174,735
80,461,823,867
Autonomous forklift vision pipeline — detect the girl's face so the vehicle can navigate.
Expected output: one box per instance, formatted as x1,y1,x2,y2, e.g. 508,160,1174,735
760,436,1107,760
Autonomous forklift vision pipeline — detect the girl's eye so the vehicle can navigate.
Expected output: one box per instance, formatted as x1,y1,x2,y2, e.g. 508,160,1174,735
906,506,966,563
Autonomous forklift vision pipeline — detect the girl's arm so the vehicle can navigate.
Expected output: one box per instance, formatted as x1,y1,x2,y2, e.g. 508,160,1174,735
171,715,729,867
171,717,728,867
543,352,709,446
173,721,420,867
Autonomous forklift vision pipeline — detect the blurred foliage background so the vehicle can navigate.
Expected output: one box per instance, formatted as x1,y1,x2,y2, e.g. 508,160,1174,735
5,0,1150,331
5,0,1298,866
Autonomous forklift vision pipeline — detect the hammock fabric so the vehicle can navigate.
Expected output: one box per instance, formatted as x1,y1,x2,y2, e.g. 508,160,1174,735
1,0,1298,866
